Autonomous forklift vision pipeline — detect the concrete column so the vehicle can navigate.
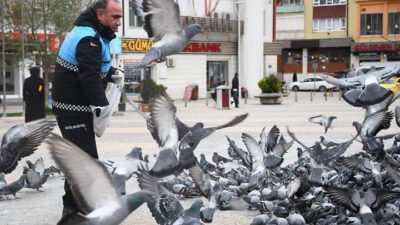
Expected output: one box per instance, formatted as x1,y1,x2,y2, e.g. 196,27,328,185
241,0,265,97
302,48,308,76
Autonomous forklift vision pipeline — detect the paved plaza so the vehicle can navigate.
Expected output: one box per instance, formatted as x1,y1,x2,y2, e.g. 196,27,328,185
0,92,399,225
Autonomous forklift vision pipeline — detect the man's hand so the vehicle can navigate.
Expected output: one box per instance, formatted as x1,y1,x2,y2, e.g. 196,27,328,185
90,105,103,118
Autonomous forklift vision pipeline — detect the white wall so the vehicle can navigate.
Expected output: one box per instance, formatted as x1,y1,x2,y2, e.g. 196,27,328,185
276,14,304,40
177,0,238,19
264,55,278,75
241,0,265,97
264,0,274,42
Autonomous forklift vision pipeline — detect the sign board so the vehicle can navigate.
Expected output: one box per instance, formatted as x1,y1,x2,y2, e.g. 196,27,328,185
183,86,194,102
312,62,318,70
352,42,400,52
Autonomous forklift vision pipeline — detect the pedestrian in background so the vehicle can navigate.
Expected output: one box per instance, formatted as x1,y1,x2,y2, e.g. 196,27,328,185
23,66,45,122
292,72,297,82
231,73,239,108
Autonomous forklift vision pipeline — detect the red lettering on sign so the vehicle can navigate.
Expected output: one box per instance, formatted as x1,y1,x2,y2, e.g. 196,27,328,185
182,43,222,53
354,43,395,52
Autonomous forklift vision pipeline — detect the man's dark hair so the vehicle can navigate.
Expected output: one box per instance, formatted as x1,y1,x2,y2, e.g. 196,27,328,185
91,0,120,11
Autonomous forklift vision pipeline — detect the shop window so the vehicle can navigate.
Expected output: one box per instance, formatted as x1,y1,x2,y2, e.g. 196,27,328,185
388,12,400,35
207,61,228,91
278,0,303,6
361,13,383,35
129,1,143,27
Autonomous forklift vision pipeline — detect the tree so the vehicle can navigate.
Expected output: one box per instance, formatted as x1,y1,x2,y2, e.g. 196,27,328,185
1,0,88,105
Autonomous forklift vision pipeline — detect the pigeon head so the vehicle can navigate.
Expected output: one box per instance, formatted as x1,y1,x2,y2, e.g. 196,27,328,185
184,24,203,40
190,199,204,211
127,147,143,159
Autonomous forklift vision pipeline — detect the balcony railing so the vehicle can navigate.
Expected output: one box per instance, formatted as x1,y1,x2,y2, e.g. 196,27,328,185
277,5,304,13
180,16,244,34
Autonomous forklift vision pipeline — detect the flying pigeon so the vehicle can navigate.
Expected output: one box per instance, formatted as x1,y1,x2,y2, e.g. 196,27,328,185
308,115,337,134
137,168,204,225
0,118,56,174
131,0,203,68
260,125,280,154
226,136,251,169
24,158,50,191
0,175,26,199
325,186,400,225
46,133,152,225
149,92,248,177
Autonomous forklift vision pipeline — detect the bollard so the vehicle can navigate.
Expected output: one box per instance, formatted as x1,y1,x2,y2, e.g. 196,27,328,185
184,101,188,107
310,92,313,102
295,91,298,102
325,90,328,101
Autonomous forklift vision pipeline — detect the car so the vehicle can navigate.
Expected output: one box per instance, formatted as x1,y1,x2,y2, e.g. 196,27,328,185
380,77,400,93
289,76,336,92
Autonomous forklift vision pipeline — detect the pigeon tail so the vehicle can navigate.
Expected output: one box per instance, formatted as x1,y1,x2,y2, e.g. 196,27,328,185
356,83,392,106
135,47,161,69
359,205,377,225
150,149,181,178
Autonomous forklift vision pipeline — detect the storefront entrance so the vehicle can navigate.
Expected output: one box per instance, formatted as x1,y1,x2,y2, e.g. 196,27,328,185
206,61,228,91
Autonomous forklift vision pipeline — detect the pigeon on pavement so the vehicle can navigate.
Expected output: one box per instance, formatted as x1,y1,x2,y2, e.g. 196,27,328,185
137,168,204,225
46,133,152,225
23,158,50,191
308,115,337,134
0,175,26,199
131,0,203,68
0,118,56,174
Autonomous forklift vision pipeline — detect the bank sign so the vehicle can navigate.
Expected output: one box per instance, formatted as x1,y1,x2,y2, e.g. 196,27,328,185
122,38,222,54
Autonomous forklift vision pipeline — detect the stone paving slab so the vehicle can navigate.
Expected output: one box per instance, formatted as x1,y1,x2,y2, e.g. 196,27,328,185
0,92,399,225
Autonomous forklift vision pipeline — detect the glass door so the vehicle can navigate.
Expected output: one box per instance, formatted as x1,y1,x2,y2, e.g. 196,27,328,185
207,61,228,91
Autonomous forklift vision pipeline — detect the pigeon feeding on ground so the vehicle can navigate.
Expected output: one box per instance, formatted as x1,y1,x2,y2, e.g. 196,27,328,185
0,175,26,199
0,118,56,174
148,92,248,177
308,115,337,134
131,0,203,68
23,158,50,191
137,168,204,225
46,133,152,225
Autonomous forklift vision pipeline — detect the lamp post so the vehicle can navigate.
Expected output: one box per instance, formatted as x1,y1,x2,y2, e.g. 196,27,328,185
312,56,318,96
1,0,6,117
234,0,243,103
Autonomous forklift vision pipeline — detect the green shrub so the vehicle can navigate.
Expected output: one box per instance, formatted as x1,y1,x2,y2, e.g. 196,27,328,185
139,77,166,102
258,75,282,93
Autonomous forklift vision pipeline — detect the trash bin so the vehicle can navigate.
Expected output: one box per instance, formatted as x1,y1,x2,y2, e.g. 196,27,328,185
216,85,230,109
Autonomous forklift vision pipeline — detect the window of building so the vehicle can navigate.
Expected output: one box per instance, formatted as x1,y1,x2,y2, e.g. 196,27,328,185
278,0,303,6
388,12,400,35
360,13,383,35
207,61,228,91
313,18,346,32
313,0,345,6
129,1,143,27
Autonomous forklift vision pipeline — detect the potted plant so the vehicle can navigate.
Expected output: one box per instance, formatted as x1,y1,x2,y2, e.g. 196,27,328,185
256,75,283,104
139,77,166,112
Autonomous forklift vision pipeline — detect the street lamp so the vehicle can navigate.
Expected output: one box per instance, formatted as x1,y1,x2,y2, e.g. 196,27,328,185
233,0,243,103
311,56,318,96
1,0,6,117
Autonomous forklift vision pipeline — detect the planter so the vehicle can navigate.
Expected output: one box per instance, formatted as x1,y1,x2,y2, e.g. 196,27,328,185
255,93,283,105
141,102,150,112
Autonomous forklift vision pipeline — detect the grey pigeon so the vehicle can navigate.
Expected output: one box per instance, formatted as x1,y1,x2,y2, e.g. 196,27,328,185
137,168,204,225
103,147,149,180
251,214,270,225
131,0,203,68
260,125,280,154
24,158,50,191
325,186,400,225
288,211,306,225
199,154,215,172
395,106,400,127
226,136,251,169
212,152,231,164
46,133,152,225
0,118,56,174
308,115,337,134
242,132,266,189
149,92,248,177
0,175,26,199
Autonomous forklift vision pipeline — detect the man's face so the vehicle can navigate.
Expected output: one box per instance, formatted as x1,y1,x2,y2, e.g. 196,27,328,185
96,1,122,33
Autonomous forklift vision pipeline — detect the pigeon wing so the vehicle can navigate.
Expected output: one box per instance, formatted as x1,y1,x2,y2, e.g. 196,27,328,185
150,93,179,149
34,157,45,175
46,133,121,214
188,162,212,198
242,133,264,171
266,125,280,153
308,115,324,125
324,186,358,211
0,119,56,174
317,139,354,164
137,169,184,225
142,0,182,41
367,188,400,209
395,106,400,127
226,136,251,169
343,90,364,107
286,127,309,151
201,113,249,140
